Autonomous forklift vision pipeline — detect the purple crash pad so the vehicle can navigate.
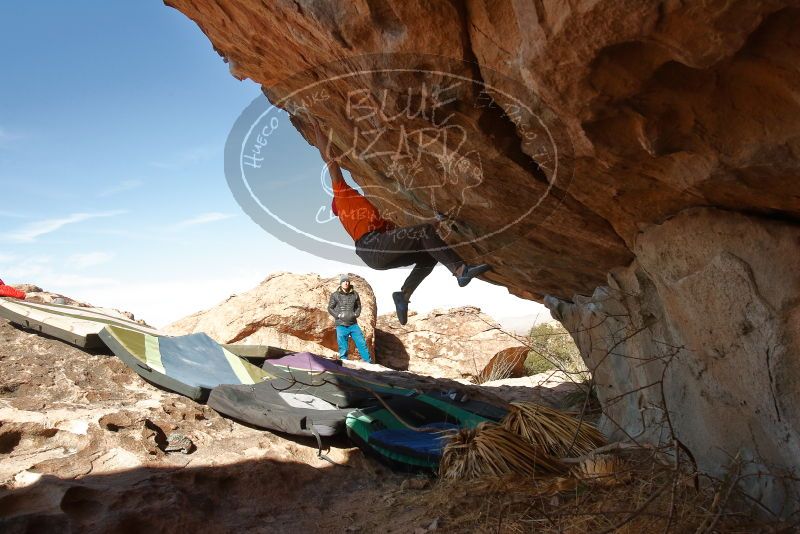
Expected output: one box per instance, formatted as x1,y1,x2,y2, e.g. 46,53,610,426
265,352,415,397
269,352,344,373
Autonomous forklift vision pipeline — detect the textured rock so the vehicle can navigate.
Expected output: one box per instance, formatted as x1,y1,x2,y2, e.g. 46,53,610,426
165,0,800,515
476,372,585,407
478,346,530,382
375,306,519,379
165,0,799,300
547,208,800,514
166,272,376,358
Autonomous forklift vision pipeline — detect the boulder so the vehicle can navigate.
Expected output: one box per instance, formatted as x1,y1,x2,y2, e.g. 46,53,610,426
166,272,376,358
477,346,530,382
375,306,519,379
166,0,800,514
165,0,800,299
547,208,800,514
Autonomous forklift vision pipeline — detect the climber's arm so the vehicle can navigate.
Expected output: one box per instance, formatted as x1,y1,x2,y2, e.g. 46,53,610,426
312,120,345,187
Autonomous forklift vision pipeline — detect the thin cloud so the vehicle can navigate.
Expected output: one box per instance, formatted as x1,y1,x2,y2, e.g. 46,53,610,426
0,209,27,218
172,212,235,230
43,273,119,288
97,179,143,198
2,210,127,243
0,254,118,292
150,145,219,170
66,252,114,270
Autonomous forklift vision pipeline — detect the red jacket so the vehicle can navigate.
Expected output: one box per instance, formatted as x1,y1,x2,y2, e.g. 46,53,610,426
0,279,26,300
331,179,394,241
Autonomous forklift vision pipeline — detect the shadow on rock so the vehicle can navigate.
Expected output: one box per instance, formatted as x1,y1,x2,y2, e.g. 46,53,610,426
374,329,410,370
0,452,405,534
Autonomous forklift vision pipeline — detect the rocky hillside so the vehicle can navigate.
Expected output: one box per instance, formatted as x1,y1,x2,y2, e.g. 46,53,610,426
166,0,800,514
375,306,520,379
0,309,406,532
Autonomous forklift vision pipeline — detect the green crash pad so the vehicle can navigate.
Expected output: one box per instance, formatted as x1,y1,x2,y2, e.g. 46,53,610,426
345,394,493,471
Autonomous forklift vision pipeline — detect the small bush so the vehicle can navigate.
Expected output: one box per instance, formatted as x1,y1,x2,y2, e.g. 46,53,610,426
524,352,556,375
523,322,587,379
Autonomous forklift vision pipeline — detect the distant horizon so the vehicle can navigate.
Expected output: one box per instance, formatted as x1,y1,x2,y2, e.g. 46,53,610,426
9,271,554,334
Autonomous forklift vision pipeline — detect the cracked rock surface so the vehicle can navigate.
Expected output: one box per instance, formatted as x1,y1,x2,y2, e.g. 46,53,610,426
375,306,520,379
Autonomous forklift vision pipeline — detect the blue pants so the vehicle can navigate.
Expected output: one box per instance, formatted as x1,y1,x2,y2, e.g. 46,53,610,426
336,324,371,362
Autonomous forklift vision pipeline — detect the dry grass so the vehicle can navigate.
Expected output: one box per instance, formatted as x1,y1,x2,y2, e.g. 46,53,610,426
472,354,519,385
439,403,605,482
439,423,566,480
397,447,792,533
501,402,606,457
572,454,630,487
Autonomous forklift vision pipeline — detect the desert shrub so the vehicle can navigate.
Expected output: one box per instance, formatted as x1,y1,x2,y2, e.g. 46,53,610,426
524,322,588,379
524,352,556,375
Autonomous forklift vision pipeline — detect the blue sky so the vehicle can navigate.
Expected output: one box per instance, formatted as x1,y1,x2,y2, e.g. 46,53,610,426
0,1,547,328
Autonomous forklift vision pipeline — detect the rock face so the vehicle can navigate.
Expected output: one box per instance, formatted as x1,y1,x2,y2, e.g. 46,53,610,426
478,346,530,382
546,208,800,514
167,272,376,358
166,0,800,514
164,0,800,300
375,306,519,379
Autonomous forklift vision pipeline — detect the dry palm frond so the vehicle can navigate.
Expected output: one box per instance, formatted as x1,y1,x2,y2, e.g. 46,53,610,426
439,423,566,480
572,454,629,487
501,402,606,457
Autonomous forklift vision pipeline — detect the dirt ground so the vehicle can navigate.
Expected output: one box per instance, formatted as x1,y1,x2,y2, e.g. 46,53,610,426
0,317,567,533
1,319,791,533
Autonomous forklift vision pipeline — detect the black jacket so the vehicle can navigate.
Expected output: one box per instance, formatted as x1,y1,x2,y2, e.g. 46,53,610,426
328,288,362,326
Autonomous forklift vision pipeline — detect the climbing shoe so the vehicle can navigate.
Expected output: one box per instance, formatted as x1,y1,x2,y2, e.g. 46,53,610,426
457,264,492,287
392,291,409,325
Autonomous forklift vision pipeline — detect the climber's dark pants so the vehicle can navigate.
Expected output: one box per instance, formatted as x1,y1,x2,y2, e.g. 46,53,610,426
355,224,464,300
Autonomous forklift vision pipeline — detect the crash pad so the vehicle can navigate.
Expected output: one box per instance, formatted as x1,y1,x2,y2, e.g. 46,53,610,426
0,297,160,348
369,423,458,458
346,394,492,471
263,352,415,408
208,380,354,437
99,325,273,402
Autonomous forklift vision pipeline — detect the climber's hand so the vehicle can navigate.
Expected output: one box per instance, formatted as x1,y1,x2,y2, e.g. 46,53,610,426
312,119,327,150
